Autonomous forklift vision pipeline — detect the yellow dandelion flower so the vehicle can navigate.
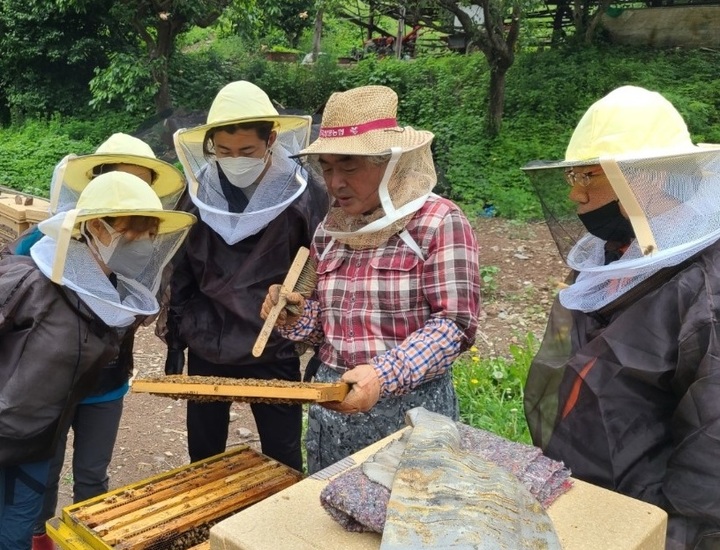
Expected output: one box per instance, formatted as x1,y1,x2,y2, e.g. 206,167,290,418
471,379,479,385
470,346,478,353
472,356,479,362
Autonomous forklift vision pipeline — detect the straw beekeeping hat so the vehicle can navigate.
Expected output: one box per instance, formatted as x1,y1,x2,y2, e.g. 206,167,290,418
177,81,311,145
40,172,196,282
295,85,433,157
61,133,185,198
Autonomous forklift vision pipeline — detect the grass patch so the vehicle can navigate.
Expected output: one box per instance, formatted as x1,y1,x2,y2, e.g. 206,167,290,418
453,332,538,444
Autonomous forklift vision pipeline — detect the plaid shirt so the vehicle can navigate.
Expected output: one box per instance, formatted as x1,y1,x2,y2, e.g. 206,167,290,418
280,195,481,396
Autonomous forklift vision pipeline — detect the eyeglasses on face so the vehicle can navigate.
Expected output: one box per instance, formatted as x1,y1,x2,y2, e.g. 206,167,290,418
564,169,603,187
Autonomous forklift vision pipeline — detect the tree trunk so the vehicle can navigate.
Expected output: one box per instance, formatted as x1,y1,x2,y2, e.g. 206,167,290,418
150,20,176,113
435,0,520,137
312,8,324,62
367,1,375,41
487,67,506,137
584,0,612,44
133,15,174,114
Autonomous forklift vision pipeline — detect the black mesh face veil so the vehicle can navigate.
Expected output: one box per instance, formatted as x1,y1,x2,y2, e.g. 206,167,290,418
524,165,586,263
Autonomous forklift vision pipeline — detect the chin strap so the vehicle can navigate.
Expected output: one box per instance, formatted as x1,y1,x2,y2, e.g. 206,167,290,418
51,209,79,283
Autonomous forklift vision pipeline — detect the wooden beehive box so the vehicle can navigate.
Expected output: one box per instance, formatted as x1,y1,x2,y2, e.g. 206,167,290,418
0,192,50,241
46,446,303,549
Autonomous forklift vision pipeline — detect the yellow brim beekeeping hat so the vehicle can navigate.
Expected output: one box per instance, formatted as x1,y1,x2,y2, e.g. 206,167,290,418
177,81,311,146
39,172,196,282
61,133,185,199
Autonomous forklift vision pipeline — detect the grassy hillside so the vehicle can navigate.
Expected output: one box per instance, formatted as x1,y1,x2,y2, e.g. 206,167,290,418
1,44,718,219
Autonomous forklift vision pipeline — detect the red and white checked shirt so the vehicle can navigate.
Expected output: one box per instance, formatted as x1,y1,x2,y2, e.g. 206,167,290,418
280,195,481,397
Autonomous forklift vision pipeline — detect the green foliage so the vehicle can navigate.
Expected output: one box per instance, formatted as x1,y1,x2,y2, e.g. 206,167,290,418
171,44,345,112
453,333,539,443
0,112,143,196
254,58,344,111
0,0,116,122
262,0,315,48
170,47,243,110
89,53,159,115
3,34,720,222
480,265,500,301
296,6,364,58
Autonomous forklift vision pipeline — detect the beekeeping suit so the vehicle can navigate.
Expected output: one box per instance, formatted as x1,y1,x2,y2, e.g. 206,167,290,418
523,86,720,550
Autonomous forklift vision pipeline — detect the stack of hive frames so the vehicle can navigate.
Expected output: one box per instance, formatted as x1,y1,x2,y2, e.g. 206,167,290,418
46,446,303,549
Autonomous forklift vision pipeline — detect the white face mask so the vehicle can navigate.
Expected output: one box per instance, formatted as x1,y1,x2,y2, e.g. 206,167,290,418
88,219,155,278
217,151,270,189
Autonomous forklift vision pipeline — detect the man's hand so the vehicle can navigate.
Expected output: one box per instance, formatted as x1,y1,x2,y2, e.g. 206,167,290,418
260,284,305,327
323,364,381,414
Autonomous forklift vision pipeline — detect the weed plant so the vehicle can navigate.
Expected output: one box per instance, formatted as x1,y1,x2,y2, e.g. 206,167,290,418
453,333,539,444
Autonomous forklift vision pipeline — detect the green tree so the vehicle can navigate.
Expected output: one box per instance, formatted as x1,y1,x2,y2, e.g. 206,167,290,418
435,0,524,136
264,0,315,48
0,0,117,122
89,0,233,114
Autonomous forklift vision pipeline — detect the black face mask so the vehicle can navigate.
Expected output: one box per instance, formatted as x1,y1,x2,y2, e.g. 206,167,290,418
577,200,635,244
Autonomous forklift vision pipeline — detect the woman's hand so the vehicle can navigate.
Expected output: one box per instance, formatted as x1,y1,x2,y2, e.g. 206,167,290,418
323,364,381,414
260,284,305,327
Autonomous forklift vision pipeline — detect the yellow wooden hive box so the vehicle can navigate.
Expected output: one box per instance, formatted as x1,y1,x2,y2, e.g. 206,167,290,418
46,446,303,550
0,192,50,241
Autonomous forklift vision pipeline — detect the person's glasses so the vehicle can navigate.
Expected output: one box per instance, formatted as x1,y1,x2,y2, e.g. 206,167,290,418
565,169,603,187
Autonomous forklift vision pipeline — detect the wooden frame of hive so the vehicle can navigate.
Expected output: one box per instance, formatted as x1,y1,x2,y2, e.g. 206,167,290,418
46,446,303,549
132,376,349,404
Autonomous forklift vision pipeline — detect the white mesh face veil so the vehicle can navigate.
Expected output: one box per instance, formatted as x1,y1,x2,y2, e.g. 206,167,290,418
30,223,190,327
293,85,436,249
174,127,310,245
49,155,79,214
529,149,720,312
522,86,720,313
34,172,195,327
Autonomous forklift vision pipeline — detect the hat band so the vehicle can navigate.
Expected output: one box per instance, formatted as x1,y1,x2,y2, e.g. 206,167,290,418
318,118,397,138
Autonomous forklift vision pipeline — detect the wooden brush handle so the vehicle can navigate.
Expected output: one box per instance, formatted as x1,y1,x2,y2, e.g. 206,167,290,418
252,296,288,357
252,247,310,358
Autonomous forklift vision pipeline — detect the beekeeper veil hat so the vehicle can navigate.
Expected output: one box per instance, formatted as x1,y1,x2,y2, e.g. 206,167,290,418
174,80,312,245
295,85,436,250
50,133,186,215
523,85,720,312
32,172,195,327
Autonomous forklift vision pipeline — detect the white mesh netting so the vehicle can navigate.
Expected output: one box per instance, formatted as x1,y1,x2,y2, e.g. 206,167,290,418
308,144,437,249
30,227,189,328
528,149,720,312
174,127,310,245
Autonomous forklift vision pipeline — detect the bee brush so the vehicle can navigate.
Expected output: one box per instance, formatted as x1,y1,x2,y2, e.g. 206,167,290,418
252,246,317,357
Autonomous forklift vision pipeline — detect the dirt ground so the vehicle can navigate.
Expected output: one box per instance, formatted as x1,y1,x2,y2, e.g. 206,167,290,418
54,216,569,511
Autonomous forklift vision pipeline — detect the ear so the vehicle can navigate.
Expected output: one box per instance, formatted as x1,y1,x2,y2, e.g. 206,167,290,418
268,130,278,148
85,218,109,243
86,218,102,235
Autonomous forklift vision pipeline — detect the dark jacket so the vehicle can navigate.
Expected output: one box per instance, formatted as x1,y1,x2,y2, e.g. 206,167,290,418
525,239,720,550
167,176,328,366
0,256,119,466
3,225,134,397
